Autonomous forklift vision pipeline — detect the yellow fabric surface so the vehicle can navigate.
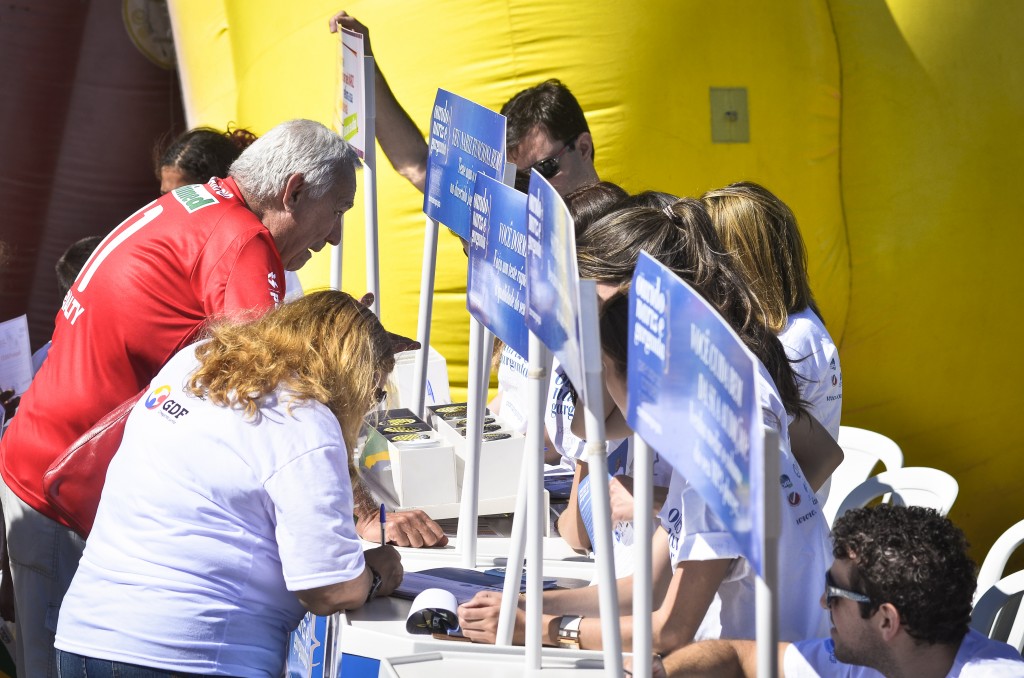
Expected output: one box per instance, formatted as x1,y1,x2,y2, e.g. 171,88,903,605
167,0,1023,566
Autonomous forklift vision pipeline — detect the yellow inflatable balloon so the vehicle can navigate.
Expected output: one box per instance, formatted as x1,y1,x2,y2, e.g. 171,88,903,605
168,0,1023,569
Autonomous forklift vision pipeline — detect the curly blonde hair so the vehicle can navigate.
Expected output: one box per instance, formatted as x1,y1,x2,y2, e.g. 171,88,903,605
186,290,394,452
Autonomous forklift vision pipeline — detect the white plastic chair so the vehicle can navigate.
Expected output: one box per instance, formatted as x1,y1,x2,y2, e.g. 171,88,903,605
830,467,958,528
977,519,1024,600
822,427,905,525
971,570,1024,654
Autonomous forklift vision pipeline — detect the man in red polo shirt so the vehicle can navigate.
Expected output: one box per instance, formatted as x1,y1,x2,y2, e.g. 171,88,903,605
0,119,442,676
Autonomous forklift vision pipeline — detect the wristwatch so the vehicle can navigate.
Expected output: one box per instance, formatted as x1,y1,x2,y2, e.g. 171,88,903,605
556,615,583,650
365,566,383,603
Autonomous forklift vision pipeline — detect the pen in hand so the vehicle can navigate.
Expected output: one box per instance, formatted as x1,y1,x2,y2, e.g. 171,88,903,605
379,503,387,546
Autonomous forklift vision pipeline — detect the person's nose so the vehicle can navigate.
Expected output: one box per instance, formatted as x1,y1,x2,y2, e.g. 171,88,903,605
328,213,344,246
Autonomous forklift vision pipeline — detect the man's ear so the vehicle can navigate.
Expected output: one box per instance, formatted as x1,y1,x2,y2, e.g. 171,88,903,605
876,602,902,642
281,172,306,212
575,132,595,162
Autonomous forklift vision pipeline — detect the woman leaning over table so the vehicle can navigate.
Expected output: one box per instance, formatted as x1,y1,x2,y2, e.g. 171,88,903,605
54,290,403,677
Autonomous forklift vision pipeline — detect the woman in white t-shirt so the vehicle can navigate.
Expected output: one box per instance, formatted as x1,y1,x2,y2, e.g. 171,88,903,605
458,199,833,652
54,291,403,677
702,182,843,498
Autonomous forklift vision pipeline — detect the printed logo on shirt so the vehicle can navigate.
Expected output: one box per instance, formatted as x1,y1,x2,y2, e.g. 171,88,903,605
780,474,793,489
664,507,683,555
267,271,281,305
787,491,802,507
172,184,217,213
156,398,190,422
831,375,838,386
207,177,234,200
145,385,172,409
829,358,836,371
795,508,818,525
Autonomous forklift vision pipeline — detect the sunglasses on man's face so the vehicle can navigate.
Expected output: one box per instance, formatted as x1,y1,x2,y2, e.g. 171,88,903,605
532,139,576,179
825,570,872,607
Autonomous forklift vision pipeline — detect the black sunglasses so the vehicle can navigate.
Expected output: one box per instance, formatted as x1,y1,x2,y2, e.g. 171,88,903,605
533,139,576,179
825,570,872,607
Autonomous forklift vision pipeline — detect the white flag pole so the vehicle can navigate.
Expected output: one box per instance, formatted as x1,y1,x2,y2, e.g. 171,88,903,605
631,436,655,678
577,280,623,676
757,426,781,678
411,216,438,418
362,55,380,315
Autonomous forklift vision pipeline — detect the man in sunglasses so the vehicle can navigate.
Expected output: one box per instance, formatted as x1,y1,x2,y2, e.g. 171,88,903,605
644,505,1024,677
330,12,600,197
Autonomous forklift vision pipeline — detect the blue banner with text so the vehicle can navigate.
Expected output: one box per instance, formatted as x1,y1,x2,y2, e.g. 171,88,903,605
423,89,506,240
524,170,585,393
625,252,765,576
467,174,529,358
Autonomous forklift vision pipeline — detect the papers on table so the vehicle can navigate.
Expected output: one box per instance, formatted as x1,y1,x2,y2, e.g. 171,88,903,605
393,568,556,605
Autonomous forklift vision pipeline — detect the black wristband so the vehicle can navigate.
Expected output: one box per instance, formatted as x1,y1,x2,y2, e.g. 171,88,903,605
365,565,383,603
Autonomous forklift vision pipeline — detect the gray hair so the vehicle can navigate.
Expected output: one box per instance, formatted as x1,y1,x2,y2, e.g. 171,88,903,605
229,119,359,212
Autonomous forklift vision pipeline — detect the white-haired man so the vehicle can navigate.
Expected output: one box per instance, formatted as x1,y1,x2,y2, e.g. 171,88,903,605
0,119,443,677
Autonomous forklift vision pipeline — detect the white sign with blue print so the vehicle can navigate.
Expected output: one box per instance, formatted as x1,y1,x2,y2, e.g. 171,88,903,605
625,252,766,576
423,89,506,240
467,174,529,358
524,170,586,395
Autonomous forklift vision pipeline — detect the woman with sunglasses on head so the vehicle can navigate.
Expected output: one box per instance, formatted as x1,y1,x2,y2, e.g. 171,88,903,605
53,291,403,677
458,200,833,653
702,182,843,498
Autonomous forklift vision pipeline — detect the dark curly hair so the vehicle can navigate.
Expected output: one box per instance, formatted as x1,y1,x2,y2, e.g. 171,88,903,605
832,505,976,645
154,126,258,184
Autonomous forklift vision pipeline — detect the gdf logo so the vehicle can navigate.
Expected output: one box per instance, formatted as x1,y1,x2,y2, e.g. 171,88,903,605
145,385,171,409
160,399,190,419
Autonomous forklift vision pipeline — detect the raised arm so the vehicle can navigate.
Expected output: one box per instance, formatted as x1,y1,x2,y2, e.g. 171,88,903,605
329,11,429,192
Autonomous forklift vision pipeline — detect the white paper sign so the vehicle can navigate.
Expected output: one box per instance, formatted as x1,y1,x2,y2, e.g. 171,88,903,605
0,315,34,395
337,27,367,157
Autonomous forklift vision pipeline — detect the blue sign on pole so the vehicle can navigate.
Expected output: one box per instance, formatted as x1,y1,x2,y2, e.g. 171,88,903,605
524,170,585,393
624,253,766,576
423,89,506,240
286,612,328,678
467,174,529,358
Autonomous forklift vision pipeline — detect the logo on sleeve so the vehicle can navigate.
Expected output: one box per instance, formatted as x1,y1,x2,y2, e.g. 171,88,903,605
145,385,171,409
172,184,217,213
144,384,190,421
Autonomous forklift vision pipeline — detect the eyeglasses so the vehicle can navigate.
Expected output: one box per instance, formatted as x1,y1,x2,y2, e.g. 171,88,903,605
529,138,577,180
825,570,872,607
374,388,388,405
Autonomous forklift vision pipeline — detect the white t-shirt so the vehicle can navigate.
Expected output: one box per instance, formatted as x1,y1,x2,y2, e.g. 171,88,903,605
783,629,1024,677
780,307,842,439
657,363,832,642
55,344,366,677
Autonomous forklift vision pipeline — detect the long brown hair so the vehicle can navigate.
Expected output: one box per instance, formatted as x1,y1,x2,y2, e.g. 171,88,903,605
187,290,394,452
581,199,805,415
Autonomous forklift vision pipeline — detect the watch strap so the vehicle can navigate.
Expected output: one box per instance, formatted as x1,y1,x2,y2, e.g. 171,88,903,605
556,615,583,649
